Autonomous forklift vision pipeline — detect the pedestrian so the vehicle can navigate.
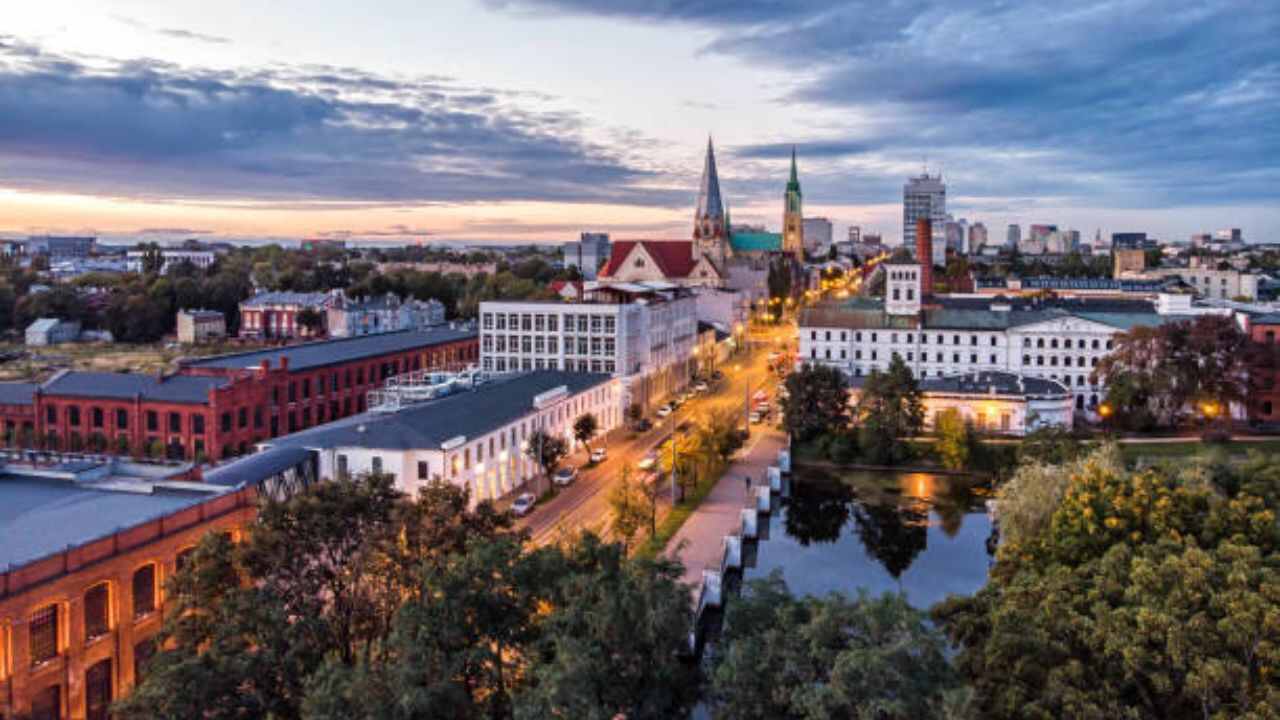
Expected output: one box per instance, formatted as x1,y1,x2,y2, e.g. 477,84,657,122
743,475,751,495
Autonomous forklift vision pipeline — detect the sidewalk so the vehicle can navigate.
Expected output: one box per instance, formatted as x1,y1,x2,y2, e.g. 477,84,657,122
667,426,787,590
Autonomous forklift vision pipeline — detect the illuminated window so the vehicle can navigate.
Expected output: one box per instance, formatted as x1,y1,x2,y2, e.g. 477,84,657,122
132,565,157,618
29,604,59,665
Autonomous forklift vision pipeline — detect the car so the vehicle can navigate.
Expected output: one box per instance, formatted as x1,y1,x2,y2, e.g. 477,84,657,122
511,493,536,516
637,455,657,471
711,370,724,381
693,381,709,393
678,392,692,403
553,466,578,486
749,411,763,424
656,405,674,418
590,447,607,463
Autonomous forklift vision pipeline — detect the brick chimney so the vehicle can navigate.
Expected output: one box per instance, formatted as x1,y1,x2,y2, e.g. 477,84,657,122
915,217,934,297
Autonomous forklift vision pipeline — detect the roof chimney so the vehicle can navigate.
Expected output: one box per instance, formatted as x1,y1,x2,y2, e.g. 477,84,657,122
915,218,934,297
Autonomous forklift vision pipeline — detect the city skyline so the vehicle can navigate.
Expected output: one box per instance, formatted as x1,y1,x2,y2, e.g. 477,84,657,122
1,0,1277,245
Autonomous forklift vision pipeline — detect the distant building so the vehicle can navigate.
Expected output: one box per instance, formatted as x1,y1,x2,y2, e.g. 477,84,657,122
1112,232,1154,250
238,291,338,339
26,235,95,258
177,309,227,344
548,280,585,301
1006,224,1021,248
969,222,989,252
847,226,861,244
300,238,347,252
1029,224,1057,243
863,233,883,245
802,217,833,257
126,248,217,274
1216,228,1243,243
562,233,611,279
945,219,966,254
1191,233,1213,247
25,318,81,346
903,174,946,252
327,293,446,337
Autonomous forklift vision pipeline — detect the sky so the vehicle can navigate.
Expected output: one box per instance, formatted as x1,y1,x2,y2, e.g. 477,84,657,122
1,0,1277,246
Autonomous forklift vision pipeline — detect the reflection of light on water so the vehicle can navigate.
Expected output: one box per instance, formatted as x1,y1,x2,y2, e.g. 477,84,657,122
901,473,937,502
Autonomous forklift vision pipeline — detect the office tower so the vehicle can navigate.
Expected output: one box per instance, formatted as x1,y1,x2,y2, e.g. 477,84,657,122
803,217,832,257
1007,224,1021,248
969,222,988,252
903,173,946,250
848,226,861,244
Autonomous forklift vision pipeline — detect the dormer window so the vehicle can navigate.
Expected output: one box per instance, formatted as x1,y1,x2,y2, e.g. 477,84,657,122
635,258,645,268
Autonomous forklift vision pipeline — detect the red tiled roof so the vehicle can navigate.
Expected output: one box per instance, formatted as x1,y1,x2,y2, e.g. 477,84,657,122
601,240,697,278
549,280,583,297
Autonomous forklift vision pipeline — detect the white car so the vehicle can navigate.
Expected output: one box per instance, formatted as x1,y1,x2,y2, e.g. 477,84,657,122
749,411,763,424
511,493,536,516
590,447,607,463
693,381,709,393
553,466,578,486
637,455,657,471
656,405,673,418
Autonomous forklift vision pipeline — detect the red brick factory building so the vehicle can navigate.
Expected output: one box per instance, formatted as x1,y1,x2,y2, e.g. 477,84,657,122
0,327,478,462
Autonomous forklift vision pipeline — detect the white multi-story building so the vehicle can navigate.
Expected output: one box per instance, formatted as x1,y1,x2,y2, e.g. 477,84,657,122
903,174,946,252
126,248,217,274
479,282,697,410
563,232,611,279
798,262,1199,414
327,293,446,337
261,371,621,506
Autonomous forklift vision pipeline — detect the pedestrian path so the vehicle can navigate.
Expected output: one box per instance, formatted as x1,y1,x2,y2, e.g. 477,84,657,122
668,427,786,589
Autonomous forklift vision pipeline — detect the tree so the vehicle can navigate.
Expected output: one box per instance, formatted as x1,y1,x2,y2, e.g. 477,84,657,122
933,408,971,471
855,354,924,465
934,446,1280,718
625,403,643,428
514,537,697,719
781,362,851,442
296,307,326,336
608,467,649,554
524,429,568,481
710,572,960,720
572,413,598,453
139,242,165,275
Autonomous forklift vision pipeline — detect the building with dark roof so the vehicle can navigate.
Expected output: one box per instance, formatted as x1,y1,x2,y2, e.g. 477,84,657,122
0,329,478,463
0,454,304,719
237,290,335,339
260,371,620,505
849,370,1073,436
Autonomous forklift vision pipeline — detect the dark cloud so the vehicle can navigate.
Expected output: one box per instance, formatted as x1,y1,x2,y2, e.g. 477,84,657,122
496,0,1280,211
0,38,685,208
156,28,231,45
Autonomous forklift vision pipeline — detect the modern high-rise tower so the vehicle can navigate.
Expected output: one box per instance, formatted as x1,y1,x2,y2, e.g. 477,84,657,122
903,173,946,250
782,146,804,262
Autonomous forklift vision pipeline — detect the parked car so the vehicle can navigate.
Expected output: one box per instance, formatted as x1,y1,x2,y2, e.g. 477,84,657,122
637,454,657,471
711,370,724,381
749,411,763,424
590,447,607,463
511,493,536,516
656,404,674,418
693,381,709,393
553,466,578,486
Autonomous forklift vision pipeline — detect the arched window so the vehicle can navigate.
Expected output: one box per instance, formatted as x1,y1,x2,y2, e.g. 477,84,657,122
84,583,110,641
132,564,157,618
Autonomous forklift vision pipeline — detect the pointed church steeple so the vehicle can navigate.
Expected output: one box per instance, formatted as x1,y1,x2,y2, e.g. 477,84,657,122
695,136,724,221
783,145,804,261
786,145,801,194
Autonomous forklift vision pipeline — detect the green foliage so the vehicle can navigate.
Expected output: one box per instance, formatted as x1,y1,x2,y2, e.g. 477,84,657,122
781,362,851,442
524,428,568,478
1015,424,1085,466
933,408,971,471
934,446,1280,718
710,572,960,720
608,467,649,553
855,355,924,465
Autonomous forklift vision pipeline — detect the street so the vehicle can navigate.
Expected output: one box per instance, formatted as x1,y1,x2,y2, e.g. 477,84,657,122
518,323,794,546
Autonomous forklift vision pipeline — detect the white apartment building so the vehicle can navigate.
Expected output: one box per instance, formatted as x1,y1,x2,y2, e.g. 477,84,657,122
126,248,217,274
479,282,697,410
262,372,621,506
798,262,1191,414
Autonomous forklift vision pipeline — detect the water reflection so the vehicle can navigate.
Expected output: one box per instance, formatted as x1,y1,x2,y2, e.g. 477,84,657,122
747,469,993,608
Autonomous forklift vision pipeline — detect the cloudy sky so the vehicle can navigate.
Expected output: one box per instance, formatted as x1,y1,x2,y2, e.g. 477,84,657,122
1,0,1277,245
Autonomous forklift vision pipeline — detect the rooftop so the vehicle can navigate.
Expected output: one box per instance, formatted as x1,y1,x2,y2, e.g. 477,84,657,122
0,382,37,406
240,291,331,307
0,459,221,569
41,371,230,404
730,232,783,253
183,327,477,372
920,371,1070,398
266,371,611,452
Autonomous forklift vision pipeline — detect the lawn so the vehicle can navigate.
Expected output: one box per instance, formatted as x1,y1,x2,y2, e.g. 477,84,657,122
1118,439,1280,461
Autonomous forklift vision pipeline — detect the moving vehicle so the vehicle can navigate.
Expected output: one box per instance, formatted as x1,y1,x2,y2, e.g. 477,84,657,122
590,447,607,463
511,493,536,516
553,466,578,486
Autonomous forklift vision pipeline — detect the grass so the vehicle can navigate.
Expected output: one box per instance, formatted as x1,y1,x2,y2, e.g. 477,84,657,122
0,338,274,381
634,462,727,561
1118,439,1280,461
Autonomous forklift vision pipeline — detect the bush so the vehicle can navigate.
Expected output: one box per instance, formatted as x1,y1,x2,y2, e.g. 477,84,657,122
1200,429,1231,444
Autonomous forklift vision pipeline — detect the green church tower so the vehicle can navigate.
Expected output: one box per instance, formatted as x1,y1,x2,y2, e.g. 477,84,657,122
783,146,804,262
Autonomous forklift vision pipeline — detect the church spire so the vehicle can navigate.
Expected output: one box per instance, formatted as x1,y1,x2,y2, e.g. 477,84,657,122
695,136,724,221
786,144,801,194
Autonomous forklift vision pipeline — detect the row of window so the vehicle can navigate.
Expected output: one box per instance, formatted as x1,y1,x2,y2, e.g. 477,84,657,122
806,329,1114,351
482,312,617,335
23,564,158,673
482,335,617,356
484,357,616,374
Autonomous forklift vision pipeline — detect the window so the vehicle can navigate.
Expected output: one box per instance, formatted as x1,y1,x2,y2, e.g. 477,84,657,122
169,412,181,433
29,604,58,665
29,685,60,720
84,583,110,641
302,379,311,398
418,461,429,479
132,564,156,618
116,409,128,429
221,412,232,433
92,407,104,428
47,405,57,424
85,659,112,720
69,406,81,426
970,336,978,346
337,454,349,477
134,638,156,683
370,456,384,474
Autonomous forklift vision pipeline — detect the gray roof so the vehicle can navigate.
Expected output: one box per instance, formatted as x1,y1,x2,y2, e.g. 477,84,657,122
26,318,61,332
268,371,611,452
204,446,313,489
240,291,330,307
0,382,37,406
42,371,229,404
920,371,1069,398
805,296,1166,333
0,476,213,569
183,327,477,372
